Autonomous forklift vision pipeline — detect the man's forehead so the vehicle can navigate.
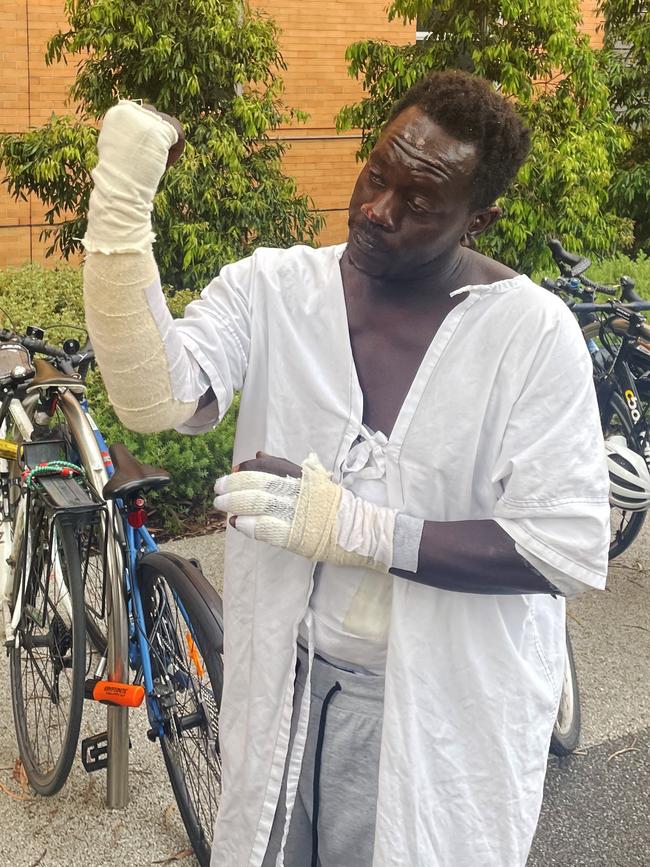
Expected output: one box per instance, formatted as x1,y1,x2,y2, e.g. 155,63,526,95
374,106,478,173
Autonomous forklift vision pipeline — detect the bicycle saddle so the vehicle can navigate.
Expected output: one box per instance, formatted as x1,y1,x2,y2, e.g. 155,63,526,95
26,358,86,393
102,442,171,499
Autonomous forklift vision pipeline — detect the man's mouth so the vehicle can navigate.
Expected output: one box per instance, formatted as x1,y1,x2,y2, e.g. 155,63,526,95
351,227,386,255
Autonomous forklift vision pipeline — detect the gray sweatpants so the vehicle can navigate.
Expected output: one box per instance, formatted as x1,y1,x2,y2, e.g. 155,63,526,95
262,645,385,867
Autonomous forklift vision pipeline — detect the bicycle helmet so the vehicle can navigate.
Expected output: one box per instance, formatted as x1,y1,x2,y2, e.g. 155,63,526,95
605,435,650,511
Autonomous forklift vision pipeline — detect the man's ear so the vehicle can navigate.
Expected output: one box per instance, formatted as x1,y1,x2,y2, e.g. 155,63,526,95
466,206,501,239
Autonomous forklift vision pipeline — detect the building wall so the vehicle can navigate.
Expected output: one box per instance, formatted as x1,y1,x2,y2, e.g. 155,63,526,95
258,0,413,245
0,1,604,268
0,0,87,266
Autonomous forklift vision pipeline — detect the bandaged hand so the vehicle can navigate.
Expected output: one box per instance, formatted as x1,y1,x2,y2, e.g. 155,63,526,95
213,452,423,573
83,100,182,255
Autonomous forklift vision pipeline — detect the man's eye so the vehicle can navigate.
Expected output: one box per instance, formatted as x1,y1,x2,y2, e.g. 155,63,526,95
409,200,431,214
368,170,385,187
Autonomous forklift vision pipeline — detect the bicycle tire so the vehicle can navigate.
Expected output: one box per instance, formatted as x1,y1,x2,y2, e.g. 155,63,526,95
550,628,581,756
9,507,87,795
138,552,223,867
602,391,647,559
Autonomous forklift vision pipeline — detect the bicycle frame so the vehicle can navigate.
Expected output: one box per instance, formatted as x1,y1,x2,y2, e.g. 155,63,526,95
0,397,81,644
122,519,201,738
595,330,650,471
8,498,70,643
83,409,202,740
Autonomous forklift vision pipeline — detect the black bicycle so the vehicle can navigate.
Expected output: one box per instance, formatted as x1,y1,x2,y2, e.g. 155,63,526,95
542,241,650,756
542,240,650,560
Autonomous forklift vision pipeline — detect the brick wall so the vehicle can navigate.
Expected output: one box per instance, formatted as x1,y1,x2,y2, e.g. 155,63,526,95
581,0,605,47
0,1,605,269
0,0,83,267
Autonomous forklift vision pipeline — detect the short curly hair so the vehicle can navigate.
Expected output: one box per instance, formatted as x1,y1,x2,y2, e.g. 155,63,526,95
387,70,531,209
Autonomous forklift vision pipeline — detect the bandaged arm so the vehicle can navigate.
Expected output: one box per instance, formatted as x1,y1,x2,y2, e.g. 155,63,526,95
214,454,609,597
82,101,212,433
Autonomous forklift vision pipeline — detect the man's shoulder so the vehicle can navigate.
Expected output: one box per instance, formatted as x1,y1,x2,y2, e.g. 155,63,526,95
467,250,519,284
466,251,566,316
214,243,345,297
465,255,581,343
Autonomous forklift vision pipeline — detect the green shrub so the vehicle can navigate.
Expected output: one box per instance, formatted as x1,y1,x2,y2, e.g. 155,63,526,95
0,264,237,534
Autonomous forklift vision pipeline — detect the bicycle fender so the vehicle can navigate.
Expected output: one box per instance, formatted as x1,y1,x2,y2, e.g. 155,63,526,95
138,550,223,651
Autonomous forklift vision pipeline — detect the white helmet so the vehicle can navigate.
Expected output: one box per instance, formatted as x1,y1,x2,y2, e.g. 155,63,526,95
605,435,650,511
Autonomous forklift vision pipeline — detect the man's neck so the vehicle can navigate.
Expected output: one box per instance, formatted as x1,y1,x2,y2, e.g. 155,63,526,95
341,246,474,309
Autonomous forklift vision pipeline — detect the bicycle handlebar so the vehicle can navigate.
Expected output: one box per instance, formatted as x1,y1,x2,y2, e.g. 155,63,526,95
620,276,643,303
541,275,617,300
548,238,583,268
569,300,650,314
575,274,618,296
546,239,642,303
0,328,95,376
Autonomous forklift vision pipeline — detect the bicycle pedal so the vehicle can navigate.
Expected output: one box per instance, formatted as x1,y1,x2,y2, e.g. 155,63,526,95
81,731,132,773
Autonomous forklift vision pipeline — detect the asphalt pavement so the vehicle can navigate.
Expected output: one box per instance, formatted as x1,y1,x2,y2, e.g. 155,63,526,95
0,526,648,867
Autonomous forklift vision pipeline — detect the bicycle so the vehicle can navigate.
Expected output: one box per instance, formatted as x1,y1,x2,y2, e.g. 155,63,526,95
0,324,224,866
0,339,102,794
541,241,650,756
542,240,650,560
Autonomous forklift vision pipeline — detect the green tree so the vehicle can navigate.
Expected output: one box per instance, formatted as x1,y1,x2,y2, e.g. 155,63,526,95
600,0,649,254
0,0,323,290
337,0,631,275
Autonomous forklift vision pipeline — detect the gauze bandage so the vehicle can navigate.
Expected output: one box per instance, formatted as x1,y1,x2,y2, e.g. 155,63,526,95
213,454,424,573
83,100,178,255
83,101,205,433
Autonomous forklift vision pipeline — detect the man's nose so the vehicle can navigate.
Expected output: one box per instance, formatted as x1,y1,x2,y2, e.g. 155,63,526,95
361,192,398,231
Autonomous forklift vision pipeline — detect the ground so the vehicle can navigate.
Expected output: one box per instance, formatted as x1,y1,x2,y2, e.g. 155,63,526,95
0,526,648,866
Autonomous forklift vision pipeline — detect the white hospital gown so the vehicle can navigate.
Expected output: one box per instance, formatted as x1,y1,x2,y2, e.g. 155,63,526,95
169,243,609,867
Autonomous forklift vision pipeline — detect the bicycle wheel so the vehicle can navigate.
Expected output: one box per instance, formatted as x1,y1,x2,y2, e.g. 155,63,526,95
9,504,87,795
550,628,581,756
602,391,647,559
139,552,223,867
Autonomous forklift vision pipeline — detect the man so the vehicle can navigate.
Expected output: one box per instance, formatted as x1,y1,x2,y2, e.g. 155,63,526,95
83,71,610,866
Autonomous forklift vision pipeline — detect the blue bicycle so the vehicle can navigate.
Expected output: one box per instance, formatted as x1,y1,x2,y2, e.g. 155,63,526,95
88,440,223,867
